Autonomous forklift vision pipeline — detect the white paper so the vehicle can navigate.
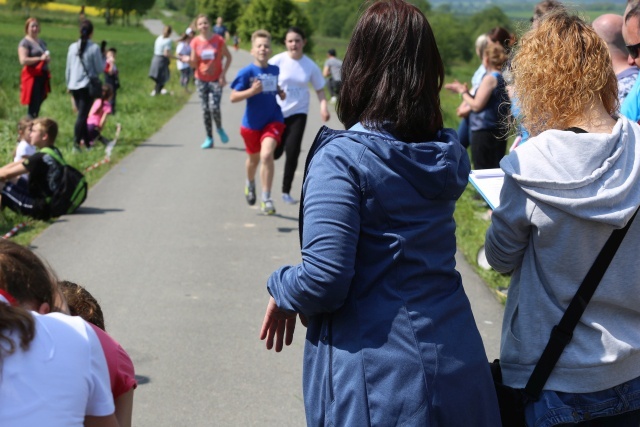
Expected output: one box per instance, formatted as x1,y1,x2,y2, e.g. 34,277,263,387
469,169,504,210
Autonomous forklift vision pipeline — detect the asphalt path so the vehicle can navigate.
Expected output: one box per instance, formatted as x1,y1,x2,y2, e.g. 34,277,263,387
30,20,504,426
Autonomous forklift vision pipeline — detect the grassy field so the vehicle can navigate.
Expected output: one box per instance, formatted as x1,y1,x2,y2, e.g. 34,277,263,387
0,6,190,244
506,5,625,21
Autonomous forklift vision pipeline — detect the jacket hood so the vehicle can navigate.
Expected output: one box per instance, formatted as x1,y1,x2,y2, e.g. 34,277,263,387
313,125,470,201
500,117,640,226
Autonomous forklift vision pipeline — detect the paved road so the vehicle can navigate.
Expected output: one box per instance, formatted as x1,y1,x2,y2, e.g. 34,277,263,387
31,21,504,426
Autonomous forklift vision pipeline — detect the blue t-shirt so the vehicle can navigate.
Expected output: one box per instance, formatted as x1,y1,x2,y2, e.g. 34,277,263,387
231,63,284,130
621,74,640,122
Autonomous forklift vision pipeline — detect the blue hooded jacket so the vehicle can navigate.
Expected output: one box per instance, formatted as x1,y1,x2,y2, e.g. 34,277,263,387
268,125,501,426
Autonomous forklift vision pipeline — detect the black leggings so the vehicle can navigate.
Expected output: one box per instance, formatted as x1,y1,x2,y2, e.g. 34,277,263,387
71,87,94,148
277,114,308,194
28,76,47,118
470,129,507,170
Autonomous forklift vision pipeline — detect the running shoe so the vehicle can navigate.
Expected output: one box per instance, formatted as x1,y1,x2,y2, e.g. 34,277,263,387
261,199,276,215
217,128,229,144
282,193,297,204
150,90,156,97
245,185,256,206
201,136,214,149
160,88,168,95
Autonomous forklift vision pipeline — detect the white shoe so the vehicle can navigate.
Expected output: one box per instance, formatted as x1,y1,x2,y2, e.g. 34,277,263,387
160,88,168,95
150,90,156,96
330,96,337,104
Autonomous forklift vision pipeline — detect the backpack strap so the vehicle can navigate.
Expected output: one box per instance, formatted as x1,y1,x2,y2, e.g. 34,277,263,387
40,147,67,166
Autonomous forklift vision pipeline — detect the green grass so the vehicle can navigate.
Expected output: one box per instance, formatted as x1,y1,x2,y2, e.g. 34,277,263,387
0,7,190,244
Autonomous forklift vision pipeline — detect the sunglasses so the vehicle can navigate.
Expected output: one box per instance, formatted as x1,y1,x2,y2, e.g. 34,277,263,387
627,42,640,59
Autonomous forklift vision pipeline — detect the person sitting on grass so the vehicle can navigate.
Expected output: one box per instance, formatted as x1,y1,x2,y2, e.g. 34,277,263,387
0,117,64,219
230,29,286,215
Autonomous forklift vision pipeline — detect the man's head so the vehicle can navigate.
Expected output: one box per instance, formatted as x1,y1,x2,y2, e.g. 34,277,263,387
216,16,223,26
328,49,337,57
251,29,272,64
624,1,640,66
30,117,58,148
593,14,629,68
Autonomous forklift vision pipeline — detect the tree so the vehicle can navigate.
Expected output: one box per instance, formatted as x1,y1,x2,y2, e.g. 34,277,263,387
428,11,473,72
197,0,243,33
237,0,314,52
468,6,512,39
86,0,156,25
122,0,156,25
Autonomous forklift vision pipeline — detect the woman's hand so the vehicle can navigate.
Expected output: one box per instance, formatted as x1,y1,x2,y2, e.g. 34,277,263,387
456,102,471,118
260,297,298,352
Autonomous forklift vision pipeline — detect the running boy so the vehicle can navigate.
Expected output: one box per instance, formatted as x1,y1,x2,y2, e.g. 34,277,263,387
0,117,65,219
230,30,285,215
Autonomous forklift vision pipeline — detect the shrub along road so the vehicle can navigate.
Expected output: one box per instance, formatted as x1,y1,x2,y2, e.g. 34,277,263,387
30,20,504,426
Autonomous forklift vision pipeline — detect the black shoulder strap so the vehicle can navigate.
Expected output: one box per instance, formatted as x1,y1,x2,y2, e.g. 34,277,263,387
524,207,640,400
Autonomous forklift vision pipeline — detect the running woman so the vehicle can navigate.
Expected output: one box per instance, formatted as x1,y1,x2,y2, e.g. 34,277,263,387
269,27,330,204
190,14,232,149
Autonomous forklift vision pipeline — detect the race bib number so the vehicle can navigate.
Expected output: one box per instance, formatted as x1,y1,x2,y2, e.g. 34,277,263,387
201,49,215,60
287,87,305,101
259,74,278,93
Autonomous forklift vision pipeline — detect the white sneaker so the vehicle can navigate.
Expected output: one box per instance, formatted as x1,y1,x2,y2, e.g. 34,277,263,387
330,96,337,104
150,90,156,96
160,88,168,95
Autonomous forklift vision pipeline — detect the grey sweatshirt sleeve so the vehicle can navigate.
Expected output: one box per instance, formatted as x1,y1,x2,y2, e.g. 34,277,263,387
484,174,533,274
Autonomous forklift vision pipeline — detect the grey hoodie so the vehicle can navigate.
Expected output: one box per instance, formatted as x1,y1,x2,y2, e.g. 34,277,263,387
485,116,640,392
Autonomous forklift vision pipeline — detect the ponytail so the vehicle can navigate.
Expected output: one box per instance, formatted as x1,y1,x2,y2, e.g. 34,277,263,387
0,304,35,362
79,19,94,57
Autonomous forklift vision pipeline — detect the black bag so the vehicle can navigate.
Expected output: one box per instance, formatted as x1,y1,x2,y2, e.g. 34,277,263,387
87,75,103,99
490,360,527,427
489,207,639,427
40,147,88,218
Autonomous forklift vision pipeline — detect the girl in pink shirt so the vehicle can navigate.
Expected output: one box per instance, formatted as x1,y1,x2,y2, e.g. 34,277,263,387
86,84,120,156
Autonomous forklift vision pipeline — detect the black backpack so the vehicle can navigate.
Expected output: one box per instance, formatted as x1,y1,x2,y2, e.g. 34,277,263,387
39,147,88,219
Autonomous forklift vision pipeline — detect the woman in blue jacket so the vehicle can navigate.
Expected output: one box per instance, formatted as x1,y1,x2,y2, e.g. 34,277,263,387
260,0,501,425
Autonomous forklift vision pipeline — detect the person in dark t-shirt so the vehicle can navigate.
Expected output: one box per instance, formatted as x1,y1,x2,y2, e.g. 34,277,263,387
0,117,63,219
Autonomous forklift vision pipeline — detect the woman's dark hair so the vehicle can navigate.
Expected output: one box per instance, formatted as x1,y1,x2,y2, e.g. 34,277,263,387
487,26,515,50
338,0,444,142
79,19,94,56
0,240,56,362
285,26,305,40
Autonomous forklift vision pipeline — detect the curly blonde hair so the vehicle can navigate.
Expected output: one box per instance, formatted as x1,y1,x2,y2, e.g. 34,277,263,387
511,11,618,136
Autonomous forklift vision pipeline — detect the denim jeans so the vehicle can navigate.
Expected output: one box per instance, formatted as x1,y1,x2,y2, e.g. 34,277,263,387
525,375,640,427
